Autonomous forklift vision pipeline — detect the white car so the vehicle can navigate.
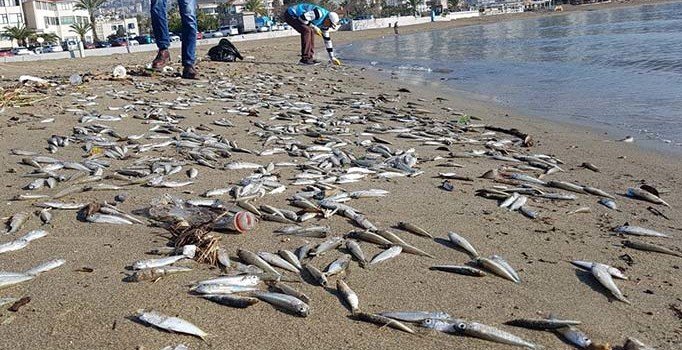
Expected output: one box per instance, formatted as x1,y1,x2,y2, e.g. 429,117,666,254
219,26,239,36
11,47,34,56
170,34,181,42
205,31,224,38
128,39,140,46
44,45,64,53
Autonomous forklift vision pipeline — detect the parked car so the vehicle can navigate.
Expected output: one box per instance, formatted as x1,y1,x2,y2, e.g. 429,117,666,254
95,41,111,48
135,34,154,45
196,32,203,40
64,39,79,51
11,47,34,56
0,49,13,57
218,25,238,36
84,42,96,49
204,30,224,38
170,33,181,42
31,46,44,54
45,45,64,53
257,26,270,32
128,39,140,46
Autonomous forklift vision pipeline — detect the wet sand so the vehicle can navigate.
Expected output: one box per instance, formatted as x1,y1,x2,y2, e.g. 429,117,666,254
1,2,681,349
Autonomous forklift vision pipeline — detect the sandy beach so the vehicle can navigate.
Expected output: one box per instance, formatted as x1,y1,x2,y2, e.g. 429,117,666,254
1,1,680,349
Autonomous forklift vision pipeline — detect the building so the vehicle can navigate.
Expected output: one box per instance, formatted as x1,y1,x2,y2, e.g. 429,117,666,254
465,0,524,13
93,16,138,40
0,0,25,48
22,0,93,43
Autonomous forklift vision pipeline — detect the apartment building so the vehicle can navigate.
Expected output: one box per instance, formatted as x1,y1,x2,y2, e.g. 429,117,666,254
22,0,93,42
93,16,138,41
0,0,25,48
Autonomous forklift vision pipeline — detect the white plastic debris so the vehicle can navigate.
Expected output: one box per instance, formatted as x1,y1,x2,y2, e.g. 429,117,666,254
19,75,48,85
112,65,127,79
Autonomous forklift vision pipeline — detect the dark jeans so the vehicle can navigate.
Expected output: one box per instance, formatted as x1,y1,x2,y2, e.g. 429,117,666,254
284,11,314,60
151,0,197,66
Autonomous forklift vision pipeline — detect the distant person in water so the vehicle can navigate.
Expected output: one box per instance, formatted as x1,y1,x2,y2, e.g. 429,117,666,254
149,0,198,79
283,3,342,66
394,21,399,35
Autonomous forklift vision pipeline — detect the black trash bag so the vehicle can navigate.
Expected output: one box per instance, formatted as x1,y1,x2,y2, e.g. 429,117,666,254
208,38,244,62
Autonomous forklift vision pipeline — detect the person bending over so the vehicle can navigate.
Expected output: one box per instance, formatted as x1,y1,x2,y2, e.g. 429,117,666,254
284,3,341,66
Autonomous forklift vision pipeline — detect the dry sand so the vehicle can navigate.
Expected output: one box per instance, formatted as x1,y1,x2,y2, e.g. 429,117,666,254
0,2,680,349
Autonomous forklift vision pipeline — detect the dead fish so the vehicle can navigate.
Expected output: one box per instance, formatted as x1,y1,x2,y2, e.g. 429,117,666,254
200,294,259,308
379,311,451,323
268,281,310,303
345,231,392,247
0,274,35,290
310,237,344,256
324,254,351,277
626,187,670,207
422,318,539,349
336,279,359,313
4,213,29,234
519,206,538,219
274,225,330,238
86,213,134,225
35,202,86,210
591,263,630,304
505,317,582,330
136,310,207,340
278,249,303,270
613,225,669,238
397,221,432,238
477,257,520,283
583,186,615,199
599,198,617,210
127,266,192,282
353,312,416,334
191,284,259,295
581,162,600,172
187,168,198,179
499,193,520,209
555,325,592,349
369,246,402,266
623,337,655,350
257,252,299,272
296,243,311,262
217,247,231,268
24,259,65,275
547,180,585,194
237,249,280,275
345,240,368,268
252,291,310,317
225,162,262,170
567,207,591,215
570,260,628,280
622,240,681,257
39,208,52,225
430,265,487,277
448,231,479,258
302,263,328,287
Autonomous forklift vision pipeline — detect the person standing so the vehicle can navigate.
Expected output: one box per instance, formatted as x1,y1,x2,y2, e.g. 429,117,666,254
150,0,198,79
283,3,341,66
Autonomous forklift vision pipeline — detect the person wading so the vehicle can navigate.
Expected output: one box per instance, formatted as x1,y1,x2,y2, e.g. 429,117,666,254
283,3,342,66
150,0,198,79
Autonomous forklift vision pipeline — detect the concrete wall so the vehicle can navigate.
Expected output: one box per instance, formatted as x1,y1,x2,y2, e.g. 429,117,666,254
349,11,480,31
1,29,299,63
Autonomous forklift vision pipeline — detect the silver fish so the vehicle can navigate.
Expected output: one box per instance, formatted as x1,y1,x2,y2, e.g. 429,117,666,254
397,221,432,238
5,212,29,234
599,198,617,210
39,208,52,225
613,225,669,238
268,281,310,303
192,284,259,295
477,257,520,283
555,326,592,349
379,311,451,323
237,249,280,275
310,237,344,256
491,255,521,283
447,231,479,258
0,239,29,254
623,240,681,257
137,310,207,339
509,195,528,211
336,279,359,313
345,240,368,268
626,187,670,207
127,266,192,282
252,291,310,317
505,317,582,330
430,265,487,277
369,246,402,265
195,275,260,287
201,294,259,308
258,251,299,272
86,213,134,225
354,312,416,334
324,254,351,277
571,260,628,280
499,193,520,209
296,243,311,262
278,249,303,270
583,186,615,199
591,263,630,304
24,259,65,275
303,263,328,287
0,274,35,290
422,318,539,349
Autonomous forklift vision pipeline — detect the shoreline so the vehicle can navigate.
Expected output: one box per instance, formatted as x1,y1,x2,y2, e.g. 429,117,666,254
0,1,680,349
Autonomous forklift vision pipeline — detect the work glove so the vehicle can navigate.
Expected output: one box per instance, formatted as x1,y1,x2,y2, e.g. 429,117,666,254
313,26,323,37
330,57,342,66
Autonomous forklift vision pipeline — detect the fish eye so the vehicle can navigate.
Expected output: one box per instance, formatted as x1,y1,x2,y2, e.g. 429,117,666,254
457,323,467,330
425,319,433,324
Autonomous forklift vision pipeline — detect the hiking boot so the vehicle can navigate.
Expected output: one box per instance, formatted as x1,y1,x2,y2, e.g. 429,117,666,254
298,58,320,66
182,65,198,79
151,49,170,70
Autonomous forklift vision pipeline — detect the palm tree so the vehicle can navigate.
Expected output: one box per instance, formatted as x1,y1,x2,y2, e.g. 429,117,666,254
73,0,106,42
1,25,35,47
36,33,61,45
70,22,92,43
244,0,266,16
447,0,459,11
407,0,420,15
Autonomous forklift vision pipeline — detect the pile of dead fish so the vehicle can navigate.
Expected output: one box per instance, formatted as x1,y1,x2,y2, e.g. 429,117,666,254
1,70,676,350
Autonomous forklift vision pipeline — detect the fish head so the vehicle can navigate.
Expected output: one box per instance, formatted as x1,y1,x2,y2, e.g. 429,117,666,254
297,303,310,317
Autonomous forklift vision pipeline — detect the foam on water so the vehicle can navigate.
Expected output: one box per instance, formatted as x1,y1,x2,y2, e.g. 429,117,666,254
341,2,682,153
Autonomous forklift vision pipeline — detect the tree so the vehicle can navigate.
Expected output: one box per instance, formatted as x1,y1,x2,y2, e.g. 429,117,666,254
70,22,92,43
116,26,126,38
407,0,420,15
73,0,106,42
197,11,219,32
244,0,266,16
1,25,35,47
447,0,459,11
36,32,60,45
136,14,151,34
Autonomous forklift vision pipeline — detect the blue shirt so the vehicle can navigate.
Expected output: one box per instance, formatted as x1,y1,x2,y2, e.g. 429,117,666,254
287,3,329,27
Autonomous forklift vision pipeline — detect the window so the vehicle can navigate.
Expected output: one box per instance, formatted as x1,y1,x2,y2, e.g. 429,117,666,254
128,23,135,30
0,15,7,25
111,25,117,31
10,14,22,24
61,16,74,25
44,16,60,26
